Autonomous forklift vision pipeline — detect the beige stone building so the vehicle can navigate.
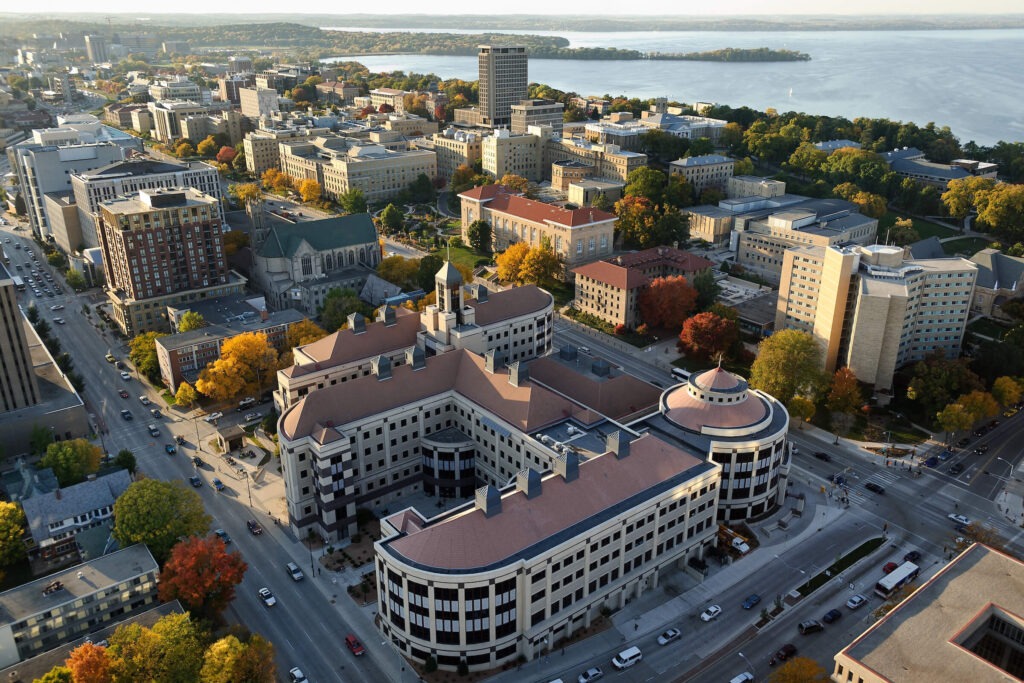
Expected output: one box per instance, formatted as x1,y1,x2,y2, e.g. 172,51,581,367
669,154,735,194
239,87,279,119
572,247,714,328
968,248,1024,320
510,98,563,136
243,124,331,177
544,137,647,183
727,175,786,199
147,100,207,143
381,114,438,138
369,88,408,114
420,128,483,183
459,185,616,273
481,130,543,182
776,243,976,390
315,81,360,105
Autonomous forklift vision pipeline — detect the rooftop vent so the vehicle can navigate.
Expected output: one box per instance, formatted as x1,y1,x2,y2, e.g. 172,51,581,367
376,305,396,326
347,312,366,334
553,451,579,482
405,346,426,371
515,468,542,499
484,348,506,374
371,355,392,381
475,485,502,517
607,430,631,459
508,361,529,387
558,345,578,361
592,358,611,377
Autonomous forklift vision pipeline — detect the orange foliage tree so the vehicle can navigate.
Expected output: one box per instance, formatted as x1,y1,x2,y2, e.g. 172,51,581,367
639,275,697,330
66,642,112,683
678,312,738,360
158,535,247,620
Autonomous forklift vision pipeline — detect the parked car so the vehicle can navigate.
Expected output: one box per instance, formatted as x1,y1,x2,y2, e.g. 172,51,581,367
577,667,603,683
846,594,867,610
246,519,263,535
700,604,722,622
883,562,898,574
211,478,225,492
344,634,365,656
924,456,939,468
657,628,681,645
53,317,64,324
258,587,276,607
192,455,203,467
865,481,886,494
742,594,761,610
286,562,304,581
904,550,921,563
204,412,223,423
150,408,162,418
120,371,131,380
288,668,307,683
798,619,824,635
188,475,202,488
822,608,843,624
243,411,261,422
120,409,132,421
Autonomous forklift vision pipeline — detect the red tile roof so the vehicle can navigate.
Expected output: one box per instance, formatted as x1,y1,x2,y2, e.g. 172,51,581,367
611,246,715,272
573,260,649,290
460,185,616,228
469,285,552,326
283,308,419,378
528,357,662,420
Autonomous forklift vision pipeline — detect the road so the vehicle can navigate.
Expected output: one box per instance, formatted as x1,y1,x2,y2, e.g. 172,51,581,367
1,223,389,683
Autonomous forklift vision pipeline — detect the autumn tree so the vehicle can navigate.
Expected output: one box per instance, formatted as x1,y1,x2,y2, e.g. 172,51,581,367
320,287,372,333
196,136,217,157
518,239,563,286
177,311,206,333
496,242,531,283
614,195,657,248
826,368,863,414
992,376,1022,407
376,255,420,290
223,230,249,256
278,319,328,367
298,178,322,203
338,188,367,214
66,642,112,683
886,217,920,246
498,173,530,195
749,329,828,405
174,382,198,410
378,203,404,233
107,612,206,683
907,353,983,417
937,402,974,440
0,501,26,566
215,146,237,165
467,219,492,253
229,183,262,205
638,276,698,331
40,438,103,487
954,522,1005,553
128,331,168,383
789,396,817,427
197,332,278,401
175,141,195,158
941,176,997,219
850,190,888,219
768,655,830,683
34,667,73,683
200,634,276,683
977,182,1024,239
159,535,247,620
112,479,211,563
678,312,738,361
957,390,1000,424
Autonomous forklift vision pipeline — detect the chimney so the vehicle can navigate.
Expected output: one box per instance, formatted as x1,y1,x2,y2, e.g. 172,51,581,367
515,468,541,499
405,346,426,371
607,430,631,459
475,485,502,517
552,452,579,482
347,312,366,334
260,308,269,321
371,355,392,380
508,361,529,387
484,348,506,374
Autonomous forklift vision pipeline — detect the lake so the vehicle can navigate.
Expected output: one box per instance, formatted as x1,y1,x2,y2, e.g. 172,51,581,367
322,28,1024,146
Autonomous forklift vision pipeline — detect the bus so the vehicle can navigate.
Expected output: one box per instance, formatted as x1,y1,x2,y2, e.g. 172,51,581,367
875,561,920,598
11,275,25,292
671,367,691,382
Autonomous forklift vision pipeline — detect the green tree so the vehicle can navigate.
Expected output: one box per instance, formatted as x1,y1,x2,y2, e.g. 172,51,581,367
416,254,444,291
339,188,367,214
907,353,983,417
65,269,86,291
0,501,26,566
992,376,1023,407
40,439,102,487
112,480,211,563
108,612,206,683
691,268,720,311
29,424,54,455
466,219,492,253
624,167,667,204
128,332,168,383
937,402,974,438
613,195,657,248
786,141,828,175
663,176,695,209
749,330,828,405
177,311,206,333
33,667,73,683
788,395,817,427
378,204,404,233
114,448,137,475
320,287,372,333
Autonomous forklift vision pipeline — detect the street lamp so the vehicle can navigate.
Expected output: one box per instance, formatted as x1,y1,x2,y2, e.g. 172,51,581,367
773,554,806,575
738,651,755,679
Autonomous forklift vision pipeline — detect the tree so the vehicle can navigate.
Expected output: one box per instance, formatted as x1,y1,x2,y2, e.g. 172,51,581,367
954,522,1005,553
114,448,137,475
298,178,321,203
159,535,247,620
128,332,168,383
976,182,1024,239
231,634,276,683
941,176,997,219
108,612,206,683
174,383,198,412
886,217,920,246
29,424,54,455
691,268,720,311
320,287,372,333
215,146,237,164
826,368,863,414
40,439,102,487
34,667,73,683
907,353,983,417
768,656,830,683
678,312,738,361
174,142,195,158
197,332,278,401
416,254,444,291
749,330,827,405
613,195,657,248
789,396,816,426
467,219,492,253
376,256,420,290
200,634,276,683
279,318,329,367
850,190,888,219
378,204,404,232
196,136,218,158
223,230,249,256
0,502,26,566
624,167,667,204
112,479,211,563
496,242,531,284
937,402,974,437
786,141,828,175
177,311,206,333
66,269,86,291
232,151,247,172
230,183,263,205
957,390,1000,424
498,173,530,195
339,188,367,214
638,276,698,330
66,642,112,683
992,376,1023,407
518,240,562,286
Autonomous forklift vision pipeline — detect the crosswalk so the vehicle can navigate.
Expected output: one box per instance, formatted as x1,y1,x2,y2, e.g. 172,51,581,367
834,470,903,506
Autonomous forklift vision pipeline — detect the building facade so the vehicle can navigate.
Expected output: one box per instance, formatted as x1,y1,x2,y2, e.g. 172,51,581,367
477,45,528,128
669,154,735,194
239,87,280,119
544,137,647,183
242,124,331,177
369,88,408,114
510,99,564,136
147,101,207,143
481,130,543,182
148,76,202,103
422,129,483,184
0,264,40,413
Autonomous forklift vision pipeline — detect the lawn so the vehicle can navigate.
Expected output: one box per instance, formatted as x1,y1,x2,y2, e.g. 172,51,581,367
877,212,956,240
431,244,490,274
942,237,991,256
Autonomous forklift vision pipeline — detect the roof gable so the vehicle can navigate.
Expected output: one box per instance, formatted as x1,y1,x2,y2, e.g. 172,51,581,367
257,213,379,259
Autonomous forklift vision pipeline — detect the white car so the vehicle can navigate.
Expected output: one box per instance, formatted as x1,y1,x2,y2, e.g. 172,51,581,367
49,304,64,311
948,513,970,526
244,411,261,421
700,604,722,622
846,594,867,610
204,411,224,422
258,587,276,607
288,668,307,683
120,371,131,380
139,396,151,406
53,317,65,324
577,667,603,683
657,627,681,645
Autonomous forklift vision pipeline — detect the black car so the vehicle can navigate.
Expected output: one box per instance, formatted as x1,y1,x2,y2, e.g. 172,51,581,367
192,456,203,467
904,550,921,563
865,481,886,494
974,444,990,454
822,608,843,624
957,437,970,447
120,409,132,421
813,451,832,462
949,462,965,475
973,427,987,436
774,643,797,662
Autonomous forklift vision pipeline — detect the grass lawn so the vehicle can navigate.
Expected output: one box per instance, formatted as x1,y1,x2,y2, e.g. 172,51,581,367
797,537,885,596
878,212,956,240
943,237,991,256
431,244,490,273
967,317,1010,339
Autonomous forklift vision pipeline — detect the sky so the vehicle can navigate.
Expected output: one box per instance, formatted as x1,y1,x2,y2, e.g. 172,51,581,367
28,1,1024,15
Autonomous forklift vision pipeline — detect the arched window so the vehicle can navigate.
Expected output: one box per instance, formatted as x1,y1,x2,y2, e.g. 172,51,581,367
324,253,334,271
301,255,313,276
348,251,355,266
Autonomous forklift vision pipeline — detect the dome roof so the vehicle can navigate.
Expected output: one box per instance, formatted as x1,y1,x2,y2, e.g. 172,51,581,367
692,366,741,392
661,367,767,432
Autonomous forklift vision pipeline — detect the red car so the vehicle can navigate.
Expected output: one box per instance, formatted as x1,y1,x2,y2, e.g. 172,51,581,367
883,562,899,574
118,389,129,398
344,634,364,656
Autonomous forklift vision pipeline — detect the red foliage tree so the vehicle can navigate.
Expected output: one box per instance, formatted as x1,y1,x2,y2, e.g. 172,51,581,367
378,103,395,114
66,642,111,683
638,276,697,331
678,312,739,360
215,146,237,164
157,535,247,620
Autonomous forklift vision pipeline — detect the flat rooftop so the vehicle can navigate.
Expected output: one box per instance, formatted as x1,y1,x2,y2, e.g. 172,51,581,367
0,544,156,623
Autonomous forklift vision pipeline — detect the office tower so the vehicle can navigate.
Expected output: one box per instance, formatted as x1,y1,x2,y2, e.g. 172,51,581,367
477,45,528,128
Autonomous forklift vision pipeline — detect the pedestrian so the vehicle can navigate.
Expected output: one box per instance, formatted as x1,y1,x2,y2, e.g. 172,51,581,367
634,622,639,631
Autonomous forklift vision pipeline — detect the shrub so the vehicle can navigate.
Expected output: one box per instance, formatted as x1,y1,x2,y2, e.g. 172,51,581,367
424,656,438,673
614,323,627,335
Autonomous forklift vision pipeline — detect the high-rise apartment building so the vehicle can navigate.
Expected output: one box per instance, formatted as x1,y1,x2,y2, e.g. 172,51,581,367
477,45,528,128
239,87,280,119
84,34,107,63
776,243,977,391
0,264,41,413
97,188,234,335
481,129,543,181
227,55,253,74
